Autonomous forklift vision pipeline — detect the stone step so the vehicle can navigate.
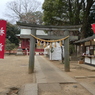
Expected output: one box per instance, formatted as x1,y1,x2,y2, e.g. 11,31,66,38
78,64,95,71
19,83,38,95
80,82,95,95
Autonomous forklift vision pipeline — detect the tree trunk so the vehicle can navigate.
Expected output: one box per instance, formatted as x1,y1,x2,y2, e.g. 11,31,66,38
81,0,94,39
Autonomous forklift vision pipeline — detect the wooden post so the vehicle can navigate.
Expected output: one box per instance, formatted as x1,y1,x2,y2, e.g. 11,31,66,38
64,31,70,72
82,43,85,53
76,44,77,56
29,29,36,74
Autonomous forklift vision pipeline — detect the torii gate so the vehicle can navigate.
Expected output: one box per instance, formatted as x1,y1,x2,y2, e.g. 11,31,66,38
17,22,81,74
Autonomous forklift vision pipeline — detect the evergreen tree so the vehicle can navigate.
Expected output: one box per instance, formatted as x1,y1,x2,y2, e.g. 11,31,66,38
42,0,95,38
81,0,94,38
6,23,20,45
42,0,56,25
5,39,15,54
89,5,95,24
52,0,68,25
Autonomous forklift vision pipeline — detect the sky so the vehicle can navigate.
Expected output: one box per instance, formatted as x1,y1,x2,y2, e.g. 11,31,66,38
0,0,44,21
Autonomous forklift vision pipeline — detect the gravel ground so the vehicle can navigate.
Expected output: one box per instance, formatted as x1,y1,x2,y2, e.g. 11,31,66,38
0,55,33,94
0,55,95,95
38,57,95,95
39,83,92,95
50,59,95,94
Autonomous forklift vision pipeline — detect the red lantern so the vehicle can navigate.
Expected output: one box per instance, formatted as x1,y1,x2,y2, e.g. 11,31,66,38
91,24,95,34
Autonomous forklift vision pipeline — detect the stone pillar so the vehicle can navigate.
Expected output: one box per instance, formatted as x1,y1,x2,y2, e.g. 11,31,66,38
29,29,36,74
64,31,70,72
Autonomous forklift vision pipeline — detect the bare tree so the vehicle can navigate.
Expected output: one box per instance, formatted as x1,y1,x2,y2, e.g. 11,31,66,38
5,0,42,24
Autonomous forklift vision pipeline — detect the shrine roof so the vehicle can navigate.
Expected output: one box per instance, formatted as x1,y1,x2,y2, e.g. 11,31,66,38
74,34,95,43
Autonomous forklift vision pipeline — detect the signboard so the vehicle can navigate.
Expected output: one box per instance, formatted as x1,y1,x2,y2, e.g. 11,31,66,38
0,20,7,59
85,41,90,46
91,24,95,34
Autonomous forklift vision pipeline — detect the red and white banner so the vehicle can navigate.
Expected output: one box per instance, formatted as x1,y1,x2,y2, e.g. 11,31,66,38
91,24,95,34
0,20,7,59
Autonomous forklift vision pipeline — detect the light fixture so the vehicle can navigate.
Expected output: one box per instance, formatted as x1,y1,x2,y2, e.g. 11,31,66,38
93,39,95,41
81,44,83,46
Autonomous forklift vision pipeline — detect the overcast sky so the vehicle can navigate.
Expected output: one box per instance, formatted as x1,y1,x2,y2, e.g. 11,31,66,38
0,0,44,20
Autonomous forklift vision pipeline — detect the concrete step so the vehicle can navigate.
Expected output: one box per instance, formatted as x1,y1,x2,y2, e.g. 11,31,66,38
78,64,95,71
38,83,61,92
19,83,38,95
80,82,95,95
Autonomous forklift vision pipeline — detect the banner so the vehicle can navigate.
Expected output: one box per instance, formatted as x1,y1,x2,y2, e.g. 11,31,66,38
91,24,95,34
0,20,7,59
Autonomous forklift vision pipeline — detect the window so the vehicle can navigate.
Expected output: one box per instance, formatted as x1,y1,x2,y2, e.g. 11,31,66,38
86,47,89,55
86,46,95,55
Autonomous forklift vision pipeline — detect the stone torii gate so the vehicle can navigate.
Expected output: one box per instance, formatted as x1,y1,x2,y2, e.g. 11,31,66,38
17,22,81,74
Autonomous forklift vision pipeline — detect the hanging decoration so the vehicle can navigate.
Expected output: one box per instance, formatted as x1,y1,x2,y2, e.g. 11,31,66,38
43,42,47,48
37,40,40,46
50,43,52,48
30,34,69,48
60,41,62,47
54,42,56,47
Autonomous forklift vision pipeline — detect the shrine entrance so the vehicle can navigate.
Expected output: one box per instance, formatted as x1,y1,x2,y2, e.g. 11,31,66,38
17,22,81,74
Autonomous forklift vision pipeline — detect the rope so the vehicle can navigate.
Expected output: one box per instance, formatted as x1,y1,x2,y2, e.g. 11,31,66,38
30,34,69,43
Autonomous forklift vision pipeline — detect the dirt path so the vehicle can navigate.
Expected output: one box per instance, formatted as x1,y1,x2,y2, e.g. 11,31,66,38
51,60,95,79
0,55,33,94
36,56,93,95
0,55,95,95
50,59,95,94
